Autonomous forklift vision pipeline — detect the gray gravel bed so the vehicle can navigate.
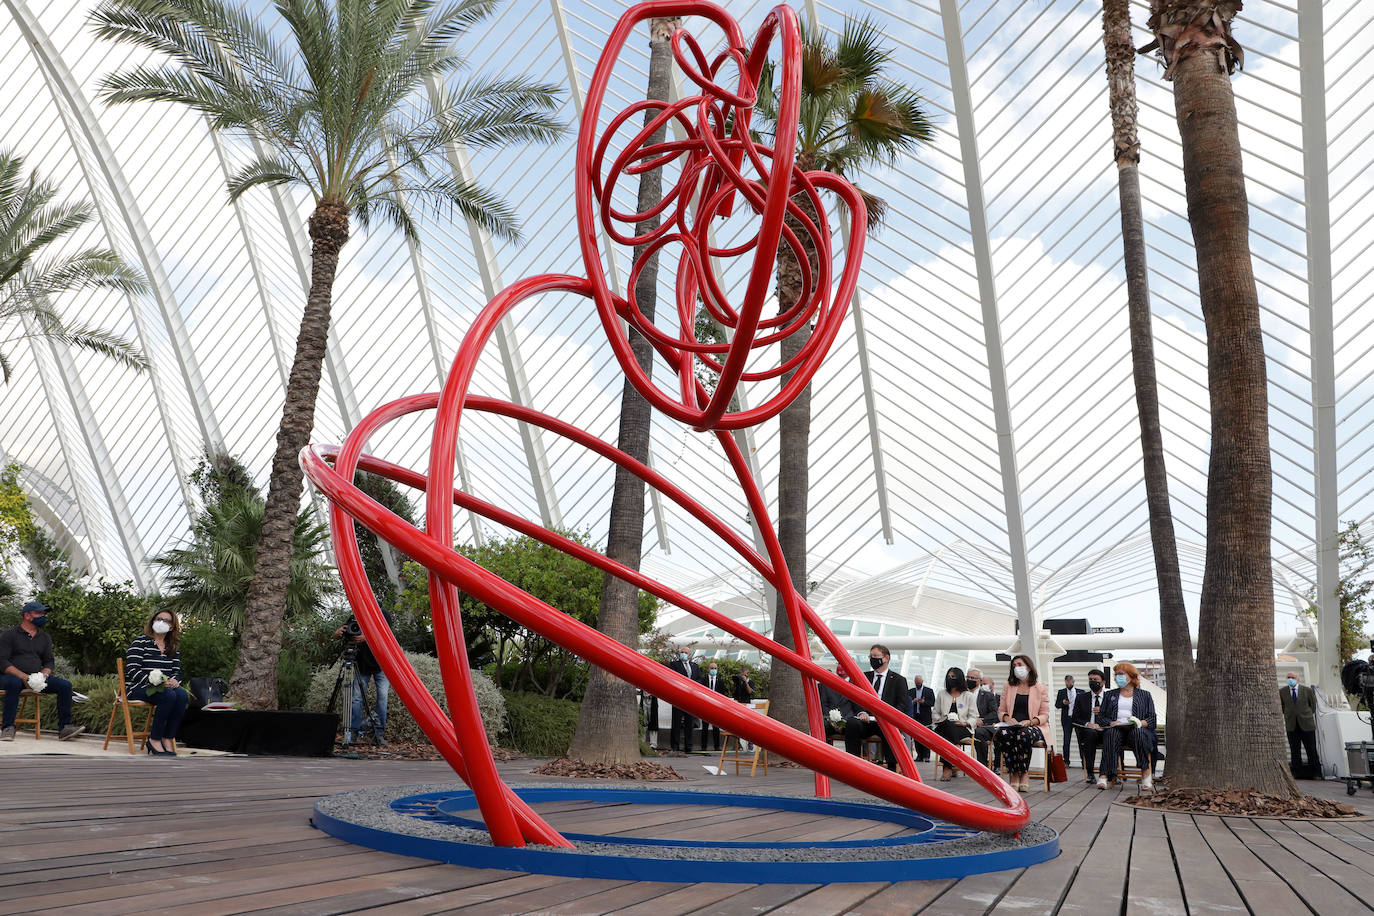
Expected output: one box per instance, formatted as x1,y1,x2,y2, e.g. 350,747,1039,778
314,783,1055,863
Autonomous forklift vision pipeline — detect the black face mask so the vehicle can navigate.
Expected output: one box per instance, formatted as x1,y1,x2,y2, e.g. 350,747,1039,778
945,676,960,690
966,678,978,691
869,656,884,670
1090,681,1103,693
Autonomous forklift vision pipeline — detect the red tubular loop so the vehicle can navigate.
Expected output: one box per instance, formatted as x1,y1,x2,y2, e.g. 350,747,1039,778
301,1,1031,846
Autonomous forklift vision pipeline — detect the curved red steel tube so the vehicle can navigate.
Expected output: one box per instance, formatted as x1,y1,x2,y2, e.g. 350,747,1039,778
301,1,1032,845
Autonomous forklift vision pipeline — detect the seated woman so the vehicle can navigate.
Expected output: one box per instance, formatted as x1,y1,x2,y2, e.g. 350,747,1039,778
931,666,979,780
125,610,190,756
994,654,1052,791
1095,661,1157,790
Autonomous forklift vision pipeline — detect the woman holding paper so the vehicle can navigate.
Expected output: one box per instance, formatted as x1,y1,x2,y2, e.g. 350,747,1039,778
995,655,1052,791
125,609,190,756
932,666,979,780
1094,661,1157,789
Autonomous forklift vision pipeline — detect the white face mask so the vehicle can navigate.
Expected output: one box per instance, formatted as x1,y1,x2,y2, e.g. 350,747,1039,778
1013,666,1029,680
152,620,172,635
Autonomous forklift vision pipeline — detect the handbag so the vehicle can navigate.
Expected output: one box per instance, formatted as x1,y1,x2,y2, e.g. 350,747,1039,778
1049,751,1068,783
189,676,230,709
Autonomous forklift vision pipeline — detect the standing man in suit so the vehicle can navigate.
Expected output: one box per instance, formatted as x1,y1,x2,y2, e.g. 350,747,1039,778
908,674,935,761
1056,675,1079,767
844,644,909,769
666,649,702,752
1280,670,1320,778
701,659,731,750
1075,669,1108,784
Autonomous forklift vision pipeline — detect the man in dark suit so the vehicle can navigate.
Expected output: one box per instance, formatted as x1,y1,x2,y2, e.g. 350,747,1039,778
843,644,909,769
1055,674,1080,767
967,667,1000,769
908,674,935,761
666,650,702,751
1074,669,1107,783
700,659,732,750
818,666,854,743
1280,670,1320,778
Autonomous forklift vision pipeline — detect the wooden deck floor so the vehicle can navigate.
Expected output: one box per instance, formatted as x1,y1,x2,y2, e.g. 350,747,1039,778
4,752,1374,914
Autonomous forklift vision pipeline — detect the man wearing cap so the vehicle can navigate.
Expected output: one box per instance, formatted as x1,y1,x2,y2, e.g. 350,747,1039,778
0,601,85,741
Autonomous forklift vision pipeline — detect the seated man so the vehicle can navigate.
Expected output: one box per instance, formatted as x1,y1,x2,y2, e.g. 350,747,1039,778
1074,669,1108,783
817,666,854,743
844,644,909,769
0,601,85,741
968,668,1000,769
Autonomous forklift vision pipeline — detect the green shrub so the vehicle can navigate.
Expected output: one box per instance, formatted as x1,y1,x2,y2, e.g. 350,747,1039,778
38,580,156,674
303,651,505,745
276,650,312,711
69,674,117,735
500,689,581,756
178,617,237,679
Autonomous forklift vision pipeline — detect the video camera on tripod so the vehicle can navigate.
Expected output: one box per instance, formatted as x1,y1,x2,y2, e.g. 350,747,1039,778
1340,642,1374,742
327,616,380,746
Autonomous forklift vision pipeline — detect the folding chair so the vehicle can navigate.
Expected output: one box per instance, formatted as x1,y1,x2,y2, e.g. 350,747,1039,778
718,699,770,776
104,658,155,755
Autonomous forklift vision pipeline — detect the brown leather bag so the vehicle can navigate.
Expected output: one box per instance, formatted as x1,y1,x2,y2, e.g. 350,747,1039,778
1049,751,1068,783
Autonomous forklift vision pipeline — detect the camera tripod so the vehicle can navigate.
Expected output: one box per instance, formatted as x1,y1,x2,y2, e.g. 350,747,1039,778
326,639,380,746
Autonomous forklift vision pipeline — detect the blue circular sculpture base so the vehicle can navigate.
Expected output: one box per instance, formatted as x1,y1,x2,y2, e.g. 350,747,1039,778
312,786,1058,883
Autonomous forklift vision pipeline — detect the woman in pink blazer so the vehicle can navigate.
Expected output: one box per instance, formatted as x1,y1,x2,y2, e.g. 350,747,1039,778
995,655,1052,791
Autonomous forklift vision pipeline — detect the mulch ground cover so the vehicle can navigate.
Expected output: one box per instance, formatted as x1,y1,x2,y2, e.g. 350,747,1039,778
1127,787,1360,818
531,757,685,780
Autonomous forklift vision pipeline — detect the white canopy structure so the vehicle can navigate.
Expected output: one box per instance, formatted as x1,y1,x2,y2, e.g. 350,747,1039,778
1,0,1370,688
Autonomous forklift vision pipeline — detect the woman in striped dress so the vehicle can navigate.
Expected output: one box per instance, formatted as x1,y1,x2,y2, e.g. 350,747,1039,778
125,610,190,756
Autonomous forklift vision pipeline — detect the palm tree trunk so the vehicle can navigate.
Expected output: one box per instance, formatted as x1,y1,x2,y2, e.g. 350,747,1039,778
230,201,349,710
1148,1,1295,795
568,17,679,763
769,162,820,734
1102,0,1194,778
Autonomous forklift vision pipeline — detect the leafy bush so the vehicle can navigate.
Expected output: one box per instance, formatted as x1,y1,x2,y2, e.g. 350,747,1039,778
303,651,505,746
276,650,313,711
500,689,581,756
178,616,237,679
69,673,117,735
37,580,156,674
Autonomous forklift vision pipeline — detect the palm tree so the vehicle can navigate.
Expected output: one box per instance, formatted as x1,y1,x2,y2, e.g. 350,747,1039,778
1099,0,1193,777
154,488,336,636
92,0,563,708
0,150,147,382
567,16,680,765
1143,1,1295,795
753,18,933,731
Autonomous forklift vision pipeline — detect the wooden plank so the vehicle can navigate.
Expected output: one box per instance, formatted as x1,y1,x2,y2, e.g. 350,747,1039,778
605,881,744,916
764,882,886,914
536,880,682,915
1125,809,1186,916
1056,801,1133,914
915,869,1021,915
1160,814,1247,914
848,879,956,915
680,882,820,914
1240,818,1374,907
176,865,512,916
296,872,563,916
1191,817,1313,915
440,877,632,915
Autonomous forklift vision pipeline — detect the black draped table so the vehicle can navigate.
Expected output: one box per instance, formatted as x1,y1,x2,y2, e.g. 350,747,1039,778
178,708,338,756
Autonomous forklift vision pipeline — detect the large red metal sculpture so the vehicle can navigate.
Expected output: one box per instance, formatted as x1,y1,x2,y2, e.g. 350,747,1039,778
302,0,1030,847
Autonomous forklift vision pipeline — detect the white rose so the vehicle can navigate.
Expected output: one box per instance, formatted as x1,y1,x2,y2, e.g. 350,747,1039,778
26,672,45,691
1129,716,1142,727
946,711,959,722
147,669,165,686
828,708,842,723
